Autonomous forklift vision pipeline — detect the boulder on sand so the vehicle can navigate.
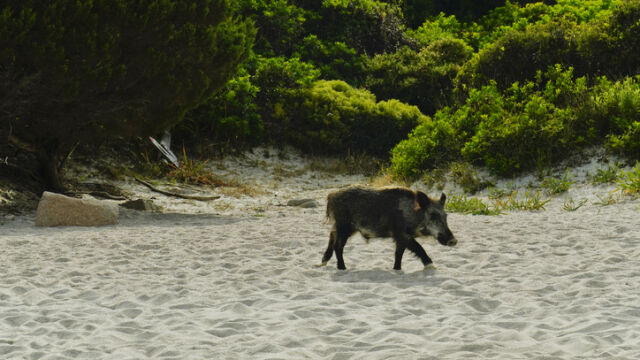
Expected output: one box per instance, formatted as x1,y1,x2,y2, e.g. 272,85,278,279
36,191,119,227
287,198,320,208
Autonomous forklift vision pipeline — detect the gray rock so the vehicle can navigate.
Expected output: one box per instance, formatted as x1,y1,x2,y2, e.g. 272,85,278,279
287,199,320,208
120,199,158,211
36,191,118,227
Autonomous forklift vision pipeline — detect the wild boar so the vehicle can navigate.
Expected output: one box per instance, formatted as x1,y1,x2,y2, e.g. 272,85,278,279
318,186,456,270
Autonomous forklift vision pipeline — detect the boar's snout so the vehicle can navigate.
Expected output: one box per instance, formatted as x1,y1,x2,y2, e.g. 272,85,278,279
437,230,457,247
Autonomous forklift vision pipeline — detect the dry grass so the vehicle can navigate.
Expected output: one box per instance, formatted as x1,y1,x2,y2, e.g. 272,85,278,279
306,153,382,176
369,171,407,188
207,174,270,198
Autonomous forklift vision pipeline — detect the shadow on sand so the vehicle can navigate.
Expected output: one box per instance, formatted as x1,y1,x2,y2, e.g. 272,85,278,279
329,267,443,286
118,209,244,228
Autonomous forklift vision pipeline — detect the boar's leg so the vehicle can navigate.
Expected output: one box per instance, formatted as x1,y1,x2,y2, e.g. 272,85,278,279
393,243,406,270
406,238,433,267
333,222,354,270
391,218,412,270
318,230,337,266
393,237,433,270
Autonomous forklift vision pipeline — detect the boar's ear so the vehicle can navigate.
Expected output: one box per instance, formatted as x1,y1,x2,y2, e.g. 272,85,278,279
414,191,430,211
439,193,447,205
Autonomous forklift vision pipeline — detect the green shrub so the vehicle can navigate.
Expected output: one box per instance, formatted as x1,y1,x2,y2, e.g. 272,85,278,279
364,42,471,115
597,77,640,159
617,162,640,196
276,80,427,156
446,195,501,215
460,66,598,176
562,198,588,211
253,56,320,92
604,0,640,76
541,170,574,194
458,1,639,90
251,56,320,140
389,117,457,179
470,0,620,49
302,0,407,55
391,64,614,178
463,94,575,175
457,20,575,90
607,123,640,159
406,13,464,45
178,68,262,151
389,78,507,179
591,163,621,184
494,190,550,211
0,0,255,190
293,35,366,84
239,0,307,56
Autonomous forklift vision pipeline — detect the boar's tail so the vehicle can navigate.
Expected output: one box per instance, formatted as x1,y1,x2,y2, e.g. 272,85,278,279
323,193,336,225
323,206,334,225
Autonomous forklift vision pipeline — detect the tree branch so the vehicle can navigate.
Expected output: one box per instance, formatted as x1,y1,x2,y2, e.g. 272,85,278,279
135,177,220,201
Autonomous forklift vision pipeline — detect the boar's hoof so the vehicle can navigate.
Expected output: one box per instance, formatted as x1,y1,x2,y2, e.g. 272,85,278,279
314,261,328,267
424,263,438,270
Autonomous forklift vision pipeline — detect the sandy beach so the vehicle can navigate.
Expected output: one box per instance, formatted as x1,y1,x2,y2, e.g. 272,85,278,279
2,149,640,359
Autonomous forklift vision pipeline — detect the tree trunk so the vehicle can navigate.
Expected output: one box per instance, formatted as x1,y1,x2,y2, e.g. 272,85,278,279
9,133,69,192
36,149,66,192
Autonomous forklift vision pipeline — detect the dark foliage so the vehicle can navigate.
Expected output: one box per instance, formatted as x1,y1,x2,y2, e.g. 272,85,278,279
0,0,255,189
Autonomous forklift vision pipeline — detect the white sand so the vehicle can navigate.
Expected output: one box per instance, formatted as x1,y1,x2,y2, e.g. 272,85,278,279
2,149,640,359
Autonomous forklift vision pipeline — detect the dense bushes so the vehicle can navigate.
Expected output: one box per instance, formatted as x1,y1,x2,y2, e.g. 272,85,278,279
391,65,640,179
239,0,307,57
181,56,428,157
599,77,640,158
7,0,640,189
176,68,262,151
389,116,457,178
293,35,367,84
177,0,640,181
457,0,640,90
364,39,472,115
179,55,320,151
277,80,428,156
300,0,409,55
457,20,576,90
1,0,255,190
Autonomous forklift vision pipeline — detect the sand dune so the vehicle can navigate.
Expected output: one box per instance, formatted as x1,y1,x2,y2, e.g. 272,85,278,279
1,151,640,359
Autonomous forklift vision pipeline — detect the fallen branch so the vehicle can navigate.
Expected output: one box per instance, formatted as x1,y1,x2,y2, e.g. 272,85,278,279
135,177,220,201
87,191,128,201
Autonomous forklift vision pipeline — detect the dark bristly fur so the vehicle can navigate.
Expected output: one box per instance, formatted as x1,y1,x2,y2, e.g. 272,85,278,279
320,186,456,270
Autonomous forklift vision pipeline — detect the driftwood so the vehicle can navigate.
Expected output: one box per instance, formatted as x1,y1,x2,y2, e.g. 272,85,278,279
135,177,220,201
67,182,130,201
85,191,128,201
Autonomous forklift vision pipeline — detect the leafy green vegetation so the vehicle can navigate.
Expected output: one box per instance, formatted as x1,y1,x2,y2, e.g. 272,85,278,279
617,162,640,196
541,170,574,195
445,195,501,216
591,164,621,184
494,190,550,211
4,0,640,189
591,163,621,184
563,198,588,212
1,0,255,190
280,80,427,156
391,64,640,179
446,187,551,215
